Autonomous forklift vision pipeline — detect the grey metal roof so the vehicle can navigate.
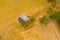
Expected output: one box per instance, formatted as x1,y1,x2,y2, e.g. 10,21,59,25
18,14,30,25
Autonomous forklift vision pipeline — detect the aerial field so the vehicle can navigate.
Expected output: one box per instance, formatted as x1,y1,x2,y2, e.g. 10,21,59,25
0,0,60,40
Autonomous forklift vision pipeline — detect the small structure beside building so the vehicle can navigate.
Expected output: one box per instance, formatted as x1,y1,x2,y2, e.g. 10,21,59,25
18,14,30,25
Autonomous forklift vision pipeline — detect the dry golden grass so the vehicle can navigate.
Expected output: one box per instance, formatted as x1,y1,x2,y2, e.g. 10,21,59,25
0,0,60,40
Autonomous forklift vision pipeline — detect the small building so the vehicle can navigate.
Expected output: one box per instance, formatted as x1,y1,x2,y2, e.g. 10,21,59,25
18,14,30,25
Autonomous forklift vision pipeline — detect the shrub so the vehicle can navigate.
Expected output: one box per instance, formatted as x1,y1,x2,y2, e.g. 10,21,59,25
50,11,60,25
39,16,50,25
47,0,56,7
30,16,35,22
51,3,56,7
50,11,60,19
47,0,56,3
47,6,53,15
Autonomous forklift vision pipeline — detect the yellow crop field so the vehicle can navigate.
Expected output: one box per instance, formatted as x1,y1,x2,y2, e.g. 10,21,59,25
0,0,60,40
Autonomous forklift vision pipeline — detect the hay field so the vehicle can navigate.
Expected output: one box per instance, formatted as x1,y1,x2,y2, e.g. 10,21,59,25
0,0,60,40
